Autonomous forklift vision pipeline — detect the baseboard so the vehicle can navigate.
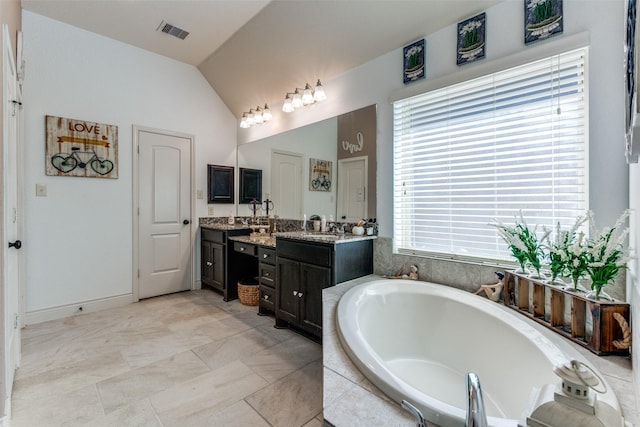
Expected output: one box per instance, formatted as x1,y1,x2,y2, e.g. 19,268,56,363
194,279,202,290
24,293,134,325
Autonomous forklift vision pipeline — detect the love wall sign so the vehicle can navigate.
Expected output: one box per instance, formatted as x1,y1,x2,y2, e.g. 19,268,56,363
45,115,118,179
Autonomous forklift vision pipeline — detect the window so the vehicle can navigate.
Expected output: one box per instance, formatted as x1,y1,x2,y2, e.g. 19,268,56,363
393,48,587,263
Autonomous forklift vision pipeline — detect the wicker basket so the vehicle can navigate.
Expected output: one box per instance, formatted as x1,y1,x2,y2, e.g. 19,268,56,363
238,278,259,306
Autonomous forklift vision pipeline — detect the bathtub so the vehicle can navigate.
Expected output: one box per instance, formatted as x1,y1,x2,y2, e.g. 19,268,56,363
336,279,621,427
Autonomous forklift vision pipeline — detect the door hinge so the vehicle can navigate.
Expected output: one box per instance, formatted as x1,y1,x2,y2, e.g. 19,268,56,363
137,269,140,278
137,145,140,154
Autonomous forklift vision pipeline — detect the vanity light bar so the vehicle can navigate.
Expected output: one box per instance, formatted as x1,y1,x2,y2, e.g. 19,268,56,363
240,104,272,129
282,79,326,113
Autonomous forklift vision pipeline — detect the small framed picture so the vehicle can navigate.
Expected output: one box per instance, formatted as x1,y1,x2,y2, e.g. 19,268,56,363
309,158,332,192
525,0,563,44
403,39,425,83
457,13,486,66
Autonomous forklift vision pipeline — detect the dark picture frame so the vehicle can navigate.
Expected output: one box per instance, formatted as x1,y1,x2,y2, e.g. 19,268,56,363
524,0,563,45
457,13,486,65
207,164,234,204
403,38,425,84
239,167,262,204
626,0,638,162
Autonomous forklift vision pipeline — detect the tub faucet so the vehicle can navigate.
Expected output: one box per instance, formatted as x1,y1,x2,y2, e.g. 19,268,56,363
465,373,488,427
401,400,428,427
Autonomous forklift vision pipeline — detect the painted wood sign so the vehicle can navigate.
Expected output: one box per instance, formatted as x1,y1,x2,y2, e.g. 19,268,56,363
45,115,118,179
309,158,332,191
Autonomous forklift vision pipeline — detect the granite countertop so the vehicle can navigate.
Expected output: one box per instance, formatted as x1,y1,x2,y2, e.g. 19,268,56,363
273,231,376,244
228,234,277,248
199,222,251,231
322,276,638,427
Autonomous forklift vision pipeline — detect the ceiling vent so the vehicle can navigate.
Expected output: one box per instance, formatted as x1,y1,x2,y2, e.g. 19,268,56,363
157,20,189,40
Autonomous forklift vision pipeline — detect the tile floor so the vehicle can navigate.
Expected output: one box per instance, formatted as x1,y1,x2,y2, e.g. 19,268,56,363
10,289,323,427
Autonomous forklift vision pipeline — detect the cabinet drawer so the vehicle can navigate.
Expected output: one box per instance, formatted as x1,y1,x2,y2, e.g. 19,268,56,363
277,239,332,267
234,241,257,256
259,263,275,286
258,247,276,265
259,285,275,311
201,228,225,244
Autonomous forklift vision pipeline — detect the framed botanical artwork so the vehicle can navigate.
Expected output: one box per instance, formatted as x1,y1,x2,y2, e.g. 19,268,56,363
309,158,332,192
403,39,425,83
524,0,563,45
457,13,486,65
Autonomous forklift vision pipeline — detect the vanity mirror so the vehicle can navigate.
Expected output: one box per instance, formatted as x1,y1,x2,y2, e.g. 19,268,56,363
237,105,377,221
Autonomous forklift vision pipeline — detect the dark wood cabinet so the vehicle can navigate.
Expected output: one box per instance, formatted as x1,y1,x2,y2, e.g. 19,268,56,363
258,246,277,315
275,237,372,339
202,239,224,290
200,227,250,301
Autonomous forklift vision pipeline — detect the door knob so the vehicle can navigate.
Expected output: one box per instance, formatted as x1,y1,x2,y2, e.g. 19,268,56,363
8,240,21,249
183,219,190,225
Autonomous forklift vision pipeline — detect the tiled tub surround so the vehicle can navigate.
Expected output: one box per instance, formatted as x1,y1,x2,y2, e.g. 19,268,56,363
322,275,639,427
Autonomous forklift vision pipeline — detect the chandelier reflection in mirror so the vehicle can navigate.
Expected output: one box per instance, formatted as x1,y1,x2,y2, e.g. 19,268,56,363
240,104,272,129
282,79,326,113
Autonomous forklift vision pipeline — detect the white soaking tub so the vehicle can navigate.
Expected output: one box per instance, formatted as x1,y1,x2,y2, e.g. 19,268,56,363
336,279,623,427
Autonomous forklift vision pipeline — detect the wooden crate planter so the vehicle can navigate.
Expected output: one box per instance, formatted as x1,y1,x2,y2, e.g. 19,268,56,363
503,271,630,356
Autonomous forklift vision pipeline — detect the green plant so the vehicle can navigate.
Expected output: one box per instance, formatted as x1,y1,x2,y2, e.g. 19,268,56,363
585,211,631,299
490,212,549,277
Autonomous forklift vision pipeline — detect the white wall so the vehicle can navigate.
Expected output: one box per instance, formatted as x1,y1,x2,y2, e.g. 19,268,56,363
239,0,628,237
21,11,237,314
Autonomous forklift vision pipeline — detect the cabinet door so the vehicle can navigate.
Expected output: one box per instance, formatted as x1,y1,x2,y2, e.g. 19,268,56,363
211,241,225,290
201,241,214,286
276,257,300,324
299,262,331,335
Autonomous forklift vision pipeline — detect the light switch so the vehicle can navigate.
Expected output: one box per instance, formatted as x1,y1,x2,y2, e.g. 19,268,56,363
196,189,204,200
36,184,47,197
208,206,215,216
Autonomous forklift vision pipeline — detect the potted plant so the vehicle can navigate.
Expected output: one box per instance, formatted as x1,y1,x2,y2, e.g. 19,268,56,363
491,212,549,278
543,214,589,286
585,211,631,300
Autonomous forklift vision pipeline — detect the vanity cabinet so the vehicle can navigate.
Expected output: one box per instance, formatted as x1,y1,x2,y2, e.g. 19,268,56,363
200,227,250,301
258,247,276,315
275,237,373,339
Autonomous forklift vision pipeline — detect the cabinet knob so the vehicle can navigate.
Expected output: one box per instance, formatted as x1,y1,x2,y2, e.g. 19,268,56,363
263,254,268,259
265,272,270,277
206,261,213,266
240,247,245,251
264,295,269,300
293,291,298,296
298,292,304,298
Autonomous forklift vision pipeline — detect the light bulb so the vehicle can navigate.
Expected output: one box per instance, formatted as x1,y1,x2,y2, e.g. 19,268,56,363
246,111,254,125
254,107,263,124
282,95,294,113
262,104,272,121
292,89,303,108
240,114,249,128
314,79,326,102
302,83,314,105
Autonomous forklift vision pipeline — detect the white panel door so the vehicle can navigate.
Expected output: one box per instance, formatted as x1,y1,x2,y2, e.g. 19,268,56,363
337,156,368,222
271,151,302,220
138,129,191,299
2,24,22,413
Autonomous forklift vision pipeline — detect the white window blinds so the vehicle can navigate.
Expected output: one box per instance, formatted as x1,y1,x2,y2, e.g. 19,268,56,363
393,48,587,262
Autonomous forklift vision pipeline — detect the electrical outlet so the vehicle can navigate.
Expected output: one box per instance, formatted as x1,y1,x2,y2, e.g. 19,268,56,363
196,189,204,200
36,183,47,197
208,206,215,216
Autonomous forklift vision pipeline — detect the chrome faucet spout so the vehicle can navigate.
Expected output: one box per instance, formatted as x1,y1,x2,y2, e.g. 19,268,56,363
465,373,488,427
401,400,428,427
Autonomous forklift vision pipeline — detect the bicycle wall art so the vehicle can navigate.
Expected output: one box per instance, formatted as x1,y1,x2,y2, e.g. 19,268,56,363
309,158,332,192
45,115,118,179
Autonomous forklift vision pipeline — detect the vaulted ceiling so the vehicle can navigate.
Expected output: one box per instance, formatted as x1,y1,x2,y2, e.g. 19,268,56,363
21,0,502,119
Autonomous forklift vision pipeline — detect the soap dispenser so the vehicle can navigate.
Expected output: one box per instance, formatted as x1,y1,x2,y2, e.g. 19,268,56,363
321,215,327,232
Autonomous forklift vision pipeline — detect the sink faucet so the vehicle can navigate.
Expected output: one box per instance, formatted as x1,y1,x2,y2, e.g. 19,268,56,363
465,373,488,427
